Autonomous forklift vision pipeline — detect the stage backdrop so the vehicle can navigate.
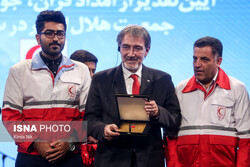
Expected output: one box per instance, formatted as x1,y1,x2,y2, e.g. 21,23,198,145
0,0,249,166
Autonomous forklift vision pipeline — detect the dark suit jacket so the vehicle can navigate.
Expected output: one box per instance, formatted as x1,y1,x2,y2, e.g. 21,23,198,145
84,64,181,167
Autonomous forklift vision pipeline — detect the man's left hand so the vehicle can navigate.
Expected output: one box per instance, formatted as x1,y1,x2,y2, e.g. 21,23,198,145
145,100,159,117
45,140,69,163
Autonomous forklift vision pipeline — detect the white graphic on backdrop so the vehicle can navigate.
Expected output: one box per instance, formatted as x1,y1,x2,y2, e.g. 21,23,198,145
2,16,174,36
0,0,216,36
0,0,216,12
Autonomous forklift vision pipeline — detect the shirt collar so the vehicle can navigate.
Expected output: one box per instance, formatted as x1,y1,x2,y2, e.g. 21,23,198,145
122,63,142,79
40,52,62,76
182,68,231,93
40,52,62,66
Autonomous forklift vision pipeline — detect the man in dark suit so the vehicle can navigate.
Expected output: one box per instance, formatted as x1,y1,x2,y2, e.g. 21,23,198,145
83,25,181,167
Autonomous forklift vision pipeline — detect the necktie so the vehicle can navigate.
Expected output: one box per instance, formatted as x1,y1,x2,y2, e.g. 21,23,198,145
130,74,140,95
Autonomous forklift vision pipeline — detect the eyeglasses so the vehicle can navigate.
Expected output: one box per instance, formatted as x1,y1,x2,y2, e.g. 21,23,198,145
39,30,66,39
121,45,144,54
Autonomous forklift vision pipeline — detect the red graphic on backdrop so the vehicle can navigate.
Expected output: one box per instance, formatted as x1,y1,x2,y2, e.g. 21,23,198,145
25,45,41,59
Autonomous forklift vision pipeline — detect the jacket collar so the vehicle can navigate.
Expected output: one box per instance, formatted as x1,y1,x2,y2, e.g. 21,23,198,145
31,53,76,71
31,53,77,83
113,64,153,95
182,68,231,93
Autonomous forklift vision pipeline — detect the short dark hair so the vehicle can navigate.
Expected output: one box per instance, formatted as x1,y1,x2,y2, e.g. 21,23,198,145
116,25,151,49
36,10,67,34
70,50,98,64
194,36,223,58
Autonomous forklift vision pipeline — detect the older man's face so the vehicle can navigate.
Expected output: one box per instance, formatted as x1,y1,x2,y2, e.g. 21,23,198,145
120,33,149,73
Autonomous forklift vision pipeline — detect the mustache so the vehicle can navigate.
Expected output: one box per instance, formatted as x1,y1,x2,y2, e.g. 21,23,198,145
49,42,61,47
125,57,138,61
194,69,203,72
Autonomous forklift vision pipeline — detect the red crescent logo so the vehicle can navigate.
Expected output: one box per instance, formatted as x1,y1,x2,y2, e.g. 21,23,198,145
68,85,76,98
25,45,41,59
69,87,74,94
217,106,226,120
218,108,223,115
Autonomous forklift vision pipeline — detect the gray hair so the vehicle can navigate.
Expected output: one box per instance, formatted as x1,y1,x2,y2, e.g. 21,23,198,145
116,25,151,49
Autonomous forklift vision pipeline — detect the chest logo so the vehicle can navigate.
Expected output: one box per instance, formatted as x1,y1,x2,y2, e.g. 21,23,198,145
217,106,226,120
68,85,76,98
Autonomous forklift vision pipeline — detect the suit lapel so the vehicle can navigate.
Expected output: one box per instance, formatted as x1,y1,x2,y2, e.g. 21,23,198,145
140,65,153,95
113,64,127,95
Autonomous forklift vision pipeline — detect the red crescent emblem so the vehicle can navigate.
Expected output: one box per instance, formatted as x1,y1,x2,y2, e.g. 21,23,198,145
68,85,76,98
25,45,41,59
218,108,223,115
217,106,226,120
69,87,74,94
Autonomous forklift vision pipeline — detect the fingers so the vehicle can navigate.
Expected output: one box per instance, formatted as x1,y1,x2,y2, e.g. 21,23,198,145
104,124,120,140
46,146,61,154
50,141,62,147
145,100,159,117
110,124,119,132
35,140,69,163
33,141,52,158
46,150,65,163
46,141,67,155
46,144,68,163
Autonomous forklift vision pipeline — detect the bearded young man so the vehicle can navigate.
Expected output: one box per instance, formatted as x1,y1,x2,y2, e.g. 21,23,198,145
2,10,91,167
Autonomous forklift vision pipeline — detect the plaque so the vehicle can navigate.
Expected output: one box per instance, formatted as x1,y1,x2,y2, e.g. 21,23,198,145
116,94,150,135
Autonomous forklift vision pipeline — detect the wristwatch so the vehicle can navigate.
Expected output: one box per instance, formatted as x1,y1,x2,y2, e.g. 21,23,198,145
68,139,76,152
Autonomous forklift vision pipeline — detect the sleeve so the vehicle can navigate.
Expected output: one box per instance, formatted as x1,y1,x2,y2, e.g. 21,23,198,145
156,74,181,131
153,75,181,166
163,82,184,167
2,67,34,152
83,75,107,142
164,136,181,167
80,143,97,167
72,66,91,143
237,139,250,167
235,84,250,167
79,66,91,115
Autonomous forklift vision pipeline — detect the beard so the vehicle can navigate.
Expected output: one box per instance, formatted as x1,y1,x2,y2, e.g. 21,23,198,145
123,56,143,72
41,41,65,57
123,61,139,73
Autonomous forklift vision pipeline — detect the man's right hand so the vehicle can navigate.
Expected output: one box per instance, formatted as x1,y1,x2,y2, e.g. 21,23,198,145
104,124,120,141
33,141,52,158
